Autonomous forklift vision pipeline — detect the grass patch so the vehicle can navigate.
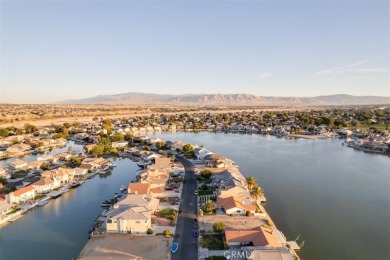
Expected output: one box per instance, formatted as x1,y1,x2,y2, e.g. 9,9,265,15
199,190,214,196
157,208,177,220
33,194,46,200
13,171,28,178
6,208,21,215
200,234,225,250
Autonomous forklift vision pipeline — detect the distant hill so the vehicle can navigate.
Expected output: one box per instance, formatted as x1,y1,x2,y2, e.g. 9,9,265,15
57,93,390,106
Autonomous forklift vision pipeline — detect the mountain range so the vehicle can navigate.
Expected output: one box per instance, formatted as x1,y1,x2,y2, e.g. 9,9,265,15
58,93,390,106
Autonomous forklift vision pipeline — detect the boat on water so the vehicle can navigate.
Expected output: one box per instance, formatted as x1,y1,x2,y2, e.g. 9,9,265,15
100,201,111,207
37,200,50,206
120,185,126,192
70,182,81,188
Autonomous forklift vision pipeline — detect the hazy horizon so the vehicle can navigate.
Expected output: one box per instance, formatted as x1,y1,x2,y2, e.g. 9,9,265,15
1,1,389,103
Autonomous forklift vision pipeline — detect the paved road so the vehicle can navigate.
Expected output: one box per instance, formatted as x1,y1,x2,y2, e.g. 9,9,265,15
171,156,198,260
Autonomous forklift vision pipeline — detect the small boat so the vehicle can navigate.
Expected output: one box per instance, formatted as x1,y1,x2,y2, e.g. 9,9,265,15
100,201,111,207
171,243,178,253
70,182,80,188
113,193,119,199
120,185,126,192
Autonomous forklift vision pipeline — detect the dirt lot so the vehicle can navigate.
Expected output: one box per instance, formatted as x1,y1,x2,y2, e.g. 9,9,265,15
200,215,267,233
78,234,172,260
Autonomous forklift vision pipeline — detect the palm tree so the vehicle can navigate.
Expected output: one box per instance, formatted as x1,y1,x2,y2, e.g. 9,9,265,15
250,186,264,201
203,200,215,213
247,176,258,191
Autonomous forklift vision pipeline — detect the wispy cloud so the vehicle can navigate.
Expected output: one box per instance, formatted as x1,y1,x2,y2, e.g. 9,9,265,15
315,60,388,76
258,72,273,78
315,60,367,76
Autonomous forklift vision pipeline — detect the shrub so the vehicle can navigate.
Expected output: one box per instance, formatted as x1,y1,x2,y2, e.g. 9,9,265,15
163,229,171,237
213,222,225,233
147,228,153,235
246,211,252,217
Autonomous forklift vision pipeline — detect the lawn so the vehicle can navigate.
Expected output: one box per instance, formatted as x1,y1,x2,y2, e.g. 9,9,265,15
157,208,177,220
200,234,225,250
13,171,28,178
6,208,21,215
33,194,46,200
199,190,214,196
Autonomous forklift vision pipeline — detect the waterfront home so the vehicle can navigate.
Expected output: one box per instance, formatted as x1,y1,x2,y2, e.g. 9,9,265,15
127,183,150,195
243,247,294,260
73,168,88,178
203,153,232,168
112,141,128,148
194,147,213,160
84,144,97,153
8,159,28,172
6,143,31,156
6,186,36,203
141,152,161,161
149,187,163,198
41,168,75,184
217,177,250,199
55,152,72,161
115,194,159,213
146,137,162,145
225,227,282,247
32,177,60,193
105,205,151,234
81,157,111,169
37,154,56,162
216,196,256,215
0,139,12,148
0,197,13,217
139,168,170,189
0,168,6,177
153,157,171,167
27,160,44,171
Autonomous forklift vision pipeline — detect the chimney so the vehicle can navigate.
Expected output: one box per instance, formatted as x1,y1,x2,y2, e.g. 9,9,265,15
135,190,138,194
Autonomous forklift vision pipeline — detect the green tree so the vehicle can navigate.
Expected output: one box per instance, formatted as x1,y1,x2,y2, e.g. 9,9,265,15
24,124,38,134
98,137,112,154
213,222,225,233
0,177,8,185
69,156,81,167
200,169,212,179
143,145,151,151
182,144,194,156
90,145,104,157
156,141,166,150
250,186,264,201
40,162,50,170
0,128,9,137
161,151,168,157
110,133,124,142
247,176,258,191
93,116,98,121
203,200,215,213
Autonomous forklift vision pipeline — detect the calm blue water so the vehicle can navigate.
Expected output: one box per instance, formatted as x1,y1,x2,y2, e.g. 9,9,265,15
0,153,138,259
0,134,389,260
147,132,390,260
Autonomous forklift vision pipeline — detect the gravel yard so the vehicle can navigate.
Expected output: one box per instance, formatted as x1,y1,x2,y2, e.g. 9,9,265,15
199,215,267,233
78,234,172,260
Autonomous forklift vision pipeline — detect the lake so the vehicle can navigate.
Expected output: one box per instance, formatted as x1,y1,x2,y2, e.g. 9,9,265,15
1,133,389,260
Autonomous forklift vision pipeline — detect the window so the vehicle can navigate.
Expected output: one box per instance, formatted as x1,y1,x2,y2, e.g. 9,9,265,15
136,221,140,224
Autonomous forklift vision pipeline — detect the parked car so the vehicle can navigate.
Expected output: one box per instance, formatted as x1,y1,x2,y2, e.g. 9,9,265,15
194,190,198,195
193,230,199,237
165,187,173,191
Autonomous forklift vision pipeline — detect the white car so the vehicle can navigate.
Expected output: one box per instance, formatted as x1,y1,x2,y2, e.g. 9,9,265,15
194,190,198,195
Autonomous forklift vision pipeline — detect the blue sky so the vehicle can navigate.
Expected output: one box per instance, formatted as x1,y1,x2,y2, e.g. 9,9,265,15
1,0,389,103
